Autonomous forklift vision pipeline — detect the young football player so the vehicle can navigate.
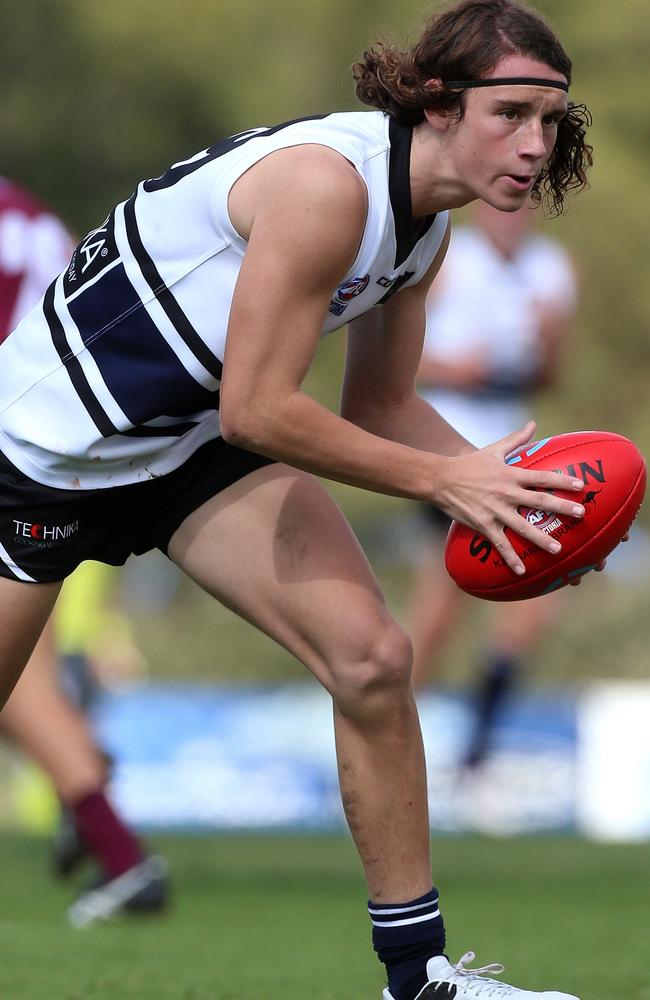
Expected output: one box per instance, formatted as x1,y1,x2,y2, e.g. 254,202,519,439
0,1,591,994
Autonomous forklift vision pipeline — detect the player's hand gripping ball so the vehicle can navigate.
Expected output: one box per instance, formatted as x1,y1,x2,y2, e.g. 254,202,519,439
445,431,647,601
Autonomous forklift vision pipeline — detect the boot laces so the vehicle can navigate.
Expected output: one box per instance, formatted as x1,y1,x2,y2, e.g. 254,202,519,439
434,951,514,998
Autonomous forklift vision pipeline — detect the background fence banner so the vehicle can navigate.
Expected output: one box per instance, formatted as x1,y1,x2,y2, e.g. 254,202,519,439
83,682,579,835
96,684,342,831
576,682,650,841
9,680,650,838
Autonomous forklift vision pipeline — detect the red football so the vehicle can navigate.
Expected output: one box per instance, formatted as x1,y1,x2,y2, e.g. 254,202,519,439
444,431,647,602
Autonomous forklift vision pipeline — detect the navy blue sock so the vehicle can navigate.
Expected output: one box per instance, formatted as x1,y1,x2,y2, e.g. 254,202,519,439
464,653,520,768
369,887,446,1000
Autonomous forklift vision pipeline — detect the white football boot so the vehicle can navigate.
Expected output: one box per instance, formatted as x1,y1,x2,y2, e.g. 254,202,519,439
383,951,580,1000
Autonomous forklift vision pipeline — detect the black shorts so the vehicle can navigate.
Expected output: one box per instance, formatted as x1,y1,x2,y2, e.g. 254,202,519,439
421,503,453,537
0,438,275,584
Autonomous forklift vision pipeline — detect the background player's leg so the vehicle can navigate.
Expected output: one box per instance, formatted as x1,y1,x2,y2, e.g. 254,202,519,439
463,593,559,767
0,577,61,708
0,619,108,800
168,463,432,904
1,617,143,881
489,592,559,659
407,552,466,687
0,590,168,924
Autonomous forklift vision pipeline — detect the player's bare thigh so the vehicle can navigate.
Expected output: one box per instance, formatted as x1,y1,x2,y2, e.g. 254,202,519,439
0,577,61,708
167,463,409,696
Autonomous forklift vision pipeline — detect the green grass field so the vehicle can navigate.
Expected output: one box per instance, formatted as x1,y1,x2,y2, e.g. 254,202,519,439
0,833,647,999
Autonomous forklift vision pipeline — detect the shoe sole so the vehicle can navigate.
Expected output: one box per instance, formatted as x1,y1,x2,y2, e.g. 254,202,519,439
383,988,458,1000
384,988,580,999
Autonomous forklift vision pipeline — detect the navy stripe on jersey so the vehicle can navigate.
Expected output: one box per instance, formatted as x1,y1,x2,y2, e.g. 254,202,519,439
43,282,119,438
124,419,203,438
66,263,219,427
123,194,223,380
142,116,329,193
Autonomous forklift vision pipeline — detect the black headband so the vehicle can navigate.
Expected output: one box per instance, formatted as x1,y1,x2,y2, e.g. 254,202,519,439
444,77,569,92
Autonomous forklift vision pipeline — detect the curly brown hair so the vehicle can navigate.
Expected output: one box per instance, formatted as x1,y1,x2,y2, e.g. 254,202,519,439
352,0,592,215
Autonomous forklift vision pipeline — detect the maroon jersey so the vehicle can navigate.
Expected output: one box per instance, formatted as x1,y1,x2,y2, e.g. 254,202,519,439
0,177,74,343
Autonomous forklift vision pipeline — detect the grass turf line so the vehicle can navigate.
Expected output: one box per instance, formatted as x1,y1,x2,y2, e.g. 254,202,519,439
0,833,647,999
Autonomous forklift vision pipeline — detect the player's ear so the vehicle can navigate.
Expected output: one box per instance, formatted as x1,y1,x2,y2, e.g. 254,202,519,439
422,81,454,132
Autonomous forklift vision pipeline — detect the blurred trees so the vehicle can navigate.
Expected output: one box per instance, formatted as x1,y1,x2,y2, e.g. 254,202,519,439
1,0,648,452
538,0,650,454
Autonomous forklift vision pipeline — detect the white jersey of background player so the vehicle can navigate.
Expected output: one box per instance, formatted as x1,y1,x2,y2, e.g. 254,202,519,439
419,198,577,448
0,113,447,489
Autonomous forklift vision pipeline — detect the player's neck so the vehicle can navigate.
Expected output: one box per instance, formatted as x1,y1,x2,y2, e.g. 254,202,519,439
410,122,475,217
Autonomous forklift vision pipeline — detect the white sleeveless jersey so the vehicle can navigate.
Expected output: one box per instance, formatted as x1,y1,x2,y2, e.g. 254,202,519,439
0,111,448,489
421,225,576,448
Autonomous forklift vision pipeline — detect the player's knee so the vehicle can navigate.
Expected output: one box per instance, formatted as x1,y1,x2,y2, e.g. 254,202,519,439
331,617,413,719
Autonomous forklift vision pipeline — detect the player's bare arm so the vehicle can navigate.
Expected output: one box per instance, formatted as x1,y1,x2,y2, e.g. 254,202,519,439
341,218,470,456
341,229,585,575
221,147,467,502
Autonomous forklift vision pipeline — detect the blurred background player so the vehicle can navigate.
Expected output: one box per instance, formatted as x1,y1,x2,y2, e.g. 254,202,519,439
0,176,168,924
56,560,149,709
406,198,579,767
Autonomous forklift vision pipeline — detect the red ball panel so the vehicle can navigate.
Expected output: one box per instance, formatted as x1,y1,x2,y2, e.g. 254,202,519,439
444,431,647,602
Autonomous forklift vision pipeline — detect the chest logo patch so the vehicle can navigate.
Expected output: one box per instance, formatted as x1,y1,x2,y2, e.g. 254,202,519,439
328,274,370,317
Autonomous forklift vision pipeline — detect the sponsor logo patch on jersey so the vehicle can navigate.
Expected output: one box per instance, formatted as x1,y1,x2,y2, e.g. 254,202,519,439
64,212,119,297
328,274,370,316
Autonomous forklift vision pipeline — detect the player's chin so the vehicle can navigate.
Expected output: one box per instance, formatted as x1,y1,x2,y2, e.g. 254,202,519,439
480,182,530,212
